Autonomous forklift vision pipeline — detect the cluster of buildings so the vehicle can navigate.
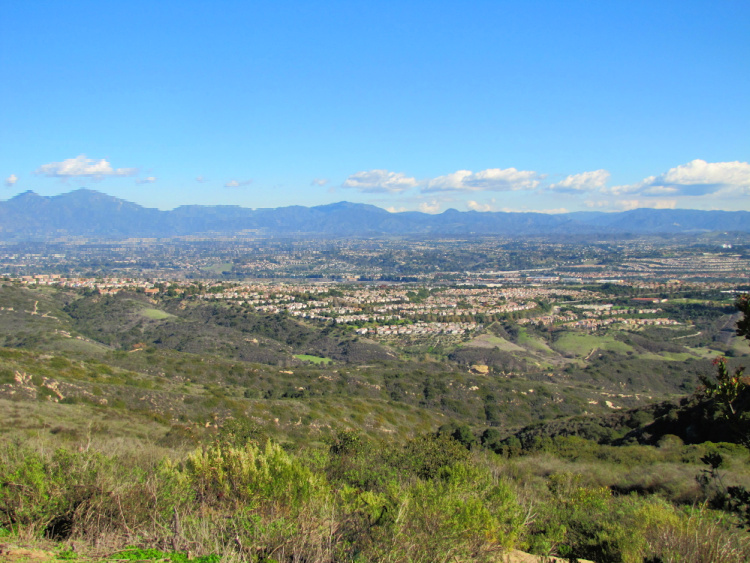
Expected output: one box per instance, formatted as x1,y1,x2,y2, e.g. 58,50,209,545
361,321,480,336
3,273,706,339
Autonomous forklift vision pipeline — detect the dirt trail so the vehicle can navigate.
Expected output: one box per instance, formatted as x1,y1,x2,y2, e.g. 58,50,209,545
584,347,598,361
0,545,55,561
502,550,594,562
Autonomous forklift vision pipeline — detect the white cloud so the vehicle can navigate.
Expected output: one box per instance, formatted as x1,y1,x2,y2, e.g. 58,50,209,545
196,176,208,183
419,200,442,214
587,199,677,211
549,169,610,193
5,174,17,187
424,167,542,193
35,154,137,179
584,200,610,209
615,199,678,211
385,206,407,213
500,206,569,214
467,200,492,212
660,159,750,188
342,169,418,193
311,178,328,187
610,160,750,197
225,179,253,188
136,176,156,184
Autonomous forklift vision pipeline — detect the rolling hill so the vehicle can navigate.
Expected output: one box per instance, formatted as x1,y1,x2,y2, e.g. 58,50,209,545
3,189,750,239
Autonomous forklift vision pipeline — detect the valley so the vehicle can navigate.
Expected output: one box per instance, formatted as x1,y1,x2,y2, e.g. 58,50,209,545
2,237,750,562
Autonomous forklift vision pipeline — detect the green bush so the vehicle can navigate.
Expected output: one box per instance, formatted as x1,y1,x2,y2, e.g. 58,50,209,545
182,440,323,509
334,459,523,562
0,441,187,541
2,429,749,563
526,472,687,562
110,547,220,562
392,433,470,479
385,462,521,561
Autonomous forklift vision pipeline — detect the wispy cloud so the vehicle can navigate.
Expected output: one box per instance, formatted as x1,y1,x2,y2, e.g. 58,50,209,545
5,174,17,187
585,199,677,211
584,200,610,209
549,169,610,193
195,176,208,183
419,200,442,214
464,198,568,213
609,160,750,197
225,179,253,188
615,199,677,211
136,176,157,184
499,206,569,214
424,168,542,193
342,170,418,193
467,200,492,212
35,155,138,179
311,178,328,186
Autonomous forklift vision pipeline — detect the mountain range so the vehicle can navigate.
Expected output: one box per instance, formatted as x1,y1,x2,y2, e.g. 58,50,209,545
1,189,749,239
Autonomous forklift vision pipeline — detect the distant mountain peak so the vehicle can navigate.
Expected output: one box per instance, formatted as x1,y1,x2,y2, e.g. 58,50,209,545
57,188,126,202
1,189,749,240
313,201,387,213
11,189,42,200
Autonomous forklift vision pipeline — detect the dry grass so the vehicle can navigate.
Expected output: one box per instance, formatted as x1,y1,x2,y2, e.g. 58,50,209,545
645,507,750,562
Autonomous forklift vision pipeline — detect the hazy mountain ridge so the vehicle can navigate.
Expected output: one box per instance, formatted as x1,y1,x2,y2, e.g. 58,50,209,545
2,189,749,239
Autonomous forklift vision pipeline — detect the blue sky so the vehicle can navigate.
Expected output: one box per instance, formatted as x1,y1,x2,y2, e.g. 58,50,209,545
2,1,748,213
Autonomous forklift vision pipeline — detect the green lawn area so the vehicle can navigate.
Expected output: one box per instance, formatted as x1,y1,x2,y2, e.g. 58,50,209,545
685,346,723,359
49,338,111,356
669,298,734,305
140,308,174,320
640,351,698,362
552,332,633,357
294,354,332,365
202,262,233,274
729,338,750,357
517,328,556,353
465,334,524,351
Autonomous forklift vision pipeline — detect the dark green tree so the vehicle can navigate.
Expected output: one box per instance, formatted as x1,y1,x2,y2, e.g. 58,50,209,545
736,294,750,340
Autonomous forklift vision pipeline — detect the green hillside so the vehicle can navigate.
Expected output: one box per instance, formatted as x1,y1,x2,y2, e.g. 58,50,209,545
2,282,750,562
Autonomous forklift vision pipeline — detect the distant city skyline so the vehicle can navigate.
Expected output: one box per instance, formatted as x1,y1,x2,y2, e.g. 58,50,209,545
2,1,748,214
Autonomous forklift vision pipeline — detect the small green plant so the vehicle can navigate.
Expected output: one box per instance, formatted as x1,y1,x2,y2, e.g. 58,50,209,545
111,547,220,562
